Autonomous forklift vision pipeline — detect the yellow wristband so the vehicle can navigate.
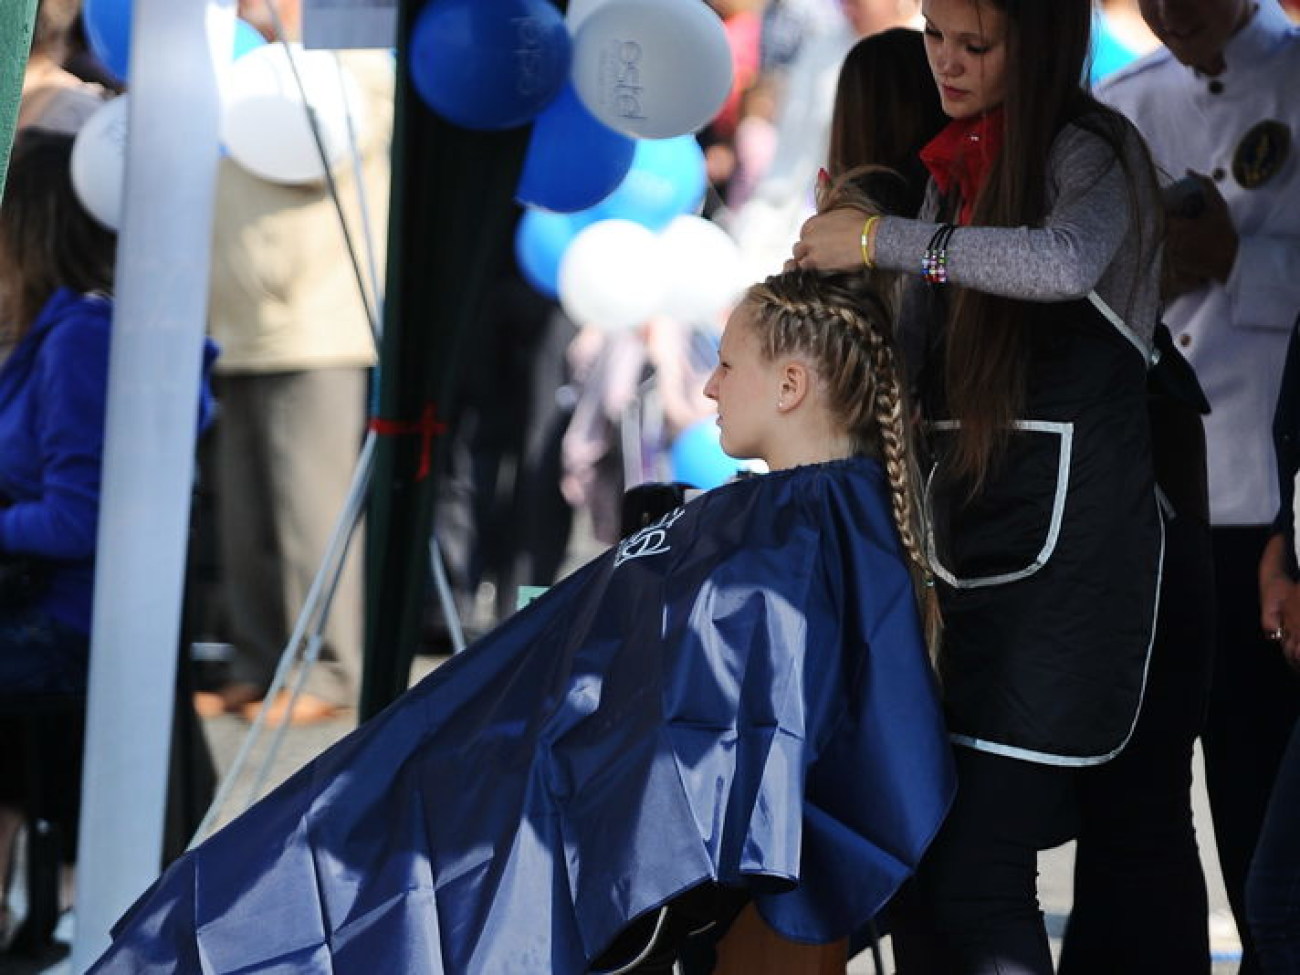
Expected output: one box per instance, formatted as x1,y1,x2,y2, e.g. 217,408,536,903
860,215,881,269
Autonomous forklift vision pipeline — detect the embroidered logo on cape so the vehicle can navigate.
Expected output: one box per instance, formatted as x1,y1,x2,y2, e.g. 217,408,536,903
615,507,685,566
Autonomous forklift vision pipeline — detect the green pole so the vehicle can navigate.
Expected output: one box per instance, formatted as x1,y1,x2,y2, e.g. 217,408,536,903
0,0,38,200
360,0,531,719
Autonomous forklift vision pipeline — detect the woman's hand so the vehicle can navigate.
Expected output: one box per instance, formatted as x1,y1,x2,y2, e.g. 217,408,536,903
1259,533,1296,662
1262,572,1292,635
790,207,872,273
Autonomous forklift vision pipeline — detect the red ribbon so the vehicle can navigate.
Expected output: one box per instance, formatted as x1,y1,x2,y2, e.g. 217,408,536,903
368,403,448,481
920,108,1005,225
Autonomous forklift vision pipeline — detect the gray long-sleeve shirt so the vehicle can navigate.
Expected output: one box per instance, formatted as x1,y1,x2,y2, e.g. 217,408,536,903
875,119,1163,343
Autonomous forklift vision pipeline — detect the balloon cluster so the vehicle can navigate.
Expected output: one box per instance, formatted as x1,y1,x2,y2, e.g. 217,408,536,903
535,210,746,333
72,2,376,228
75,0,745,332
405,0,742,331
407,0,733,142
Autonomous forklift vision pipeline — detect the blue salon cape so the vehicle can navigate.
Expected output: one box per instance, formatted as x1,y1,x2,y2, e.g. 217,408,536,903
92,457,955,974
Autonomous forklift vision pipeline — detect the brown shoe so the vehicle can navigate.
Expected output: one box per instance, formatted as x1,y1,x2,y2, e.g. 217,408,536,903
242,691,349,728
193,682,263,719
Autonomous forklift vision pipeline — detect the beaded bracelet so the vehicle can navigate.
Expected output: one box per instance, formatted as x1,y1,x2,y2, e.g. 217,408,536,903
860,215,881,269
921,223,956,285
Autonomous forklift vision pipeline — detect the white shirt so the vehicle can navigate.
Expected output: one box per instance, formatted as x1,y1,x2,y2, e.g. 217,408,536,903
1099,1,1300,526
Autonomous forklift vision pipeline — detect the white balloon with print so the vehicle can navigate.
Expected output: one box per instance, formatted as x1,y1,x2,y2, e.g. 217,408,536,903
558,219,667,332
71,94,130,231
221,42,367,185
570,0,733,139
657,216,746,328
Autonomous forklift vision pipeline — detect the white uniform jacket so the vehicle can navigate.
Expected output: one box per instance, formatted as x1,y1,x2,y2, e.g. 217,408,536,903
1100,1,1300,526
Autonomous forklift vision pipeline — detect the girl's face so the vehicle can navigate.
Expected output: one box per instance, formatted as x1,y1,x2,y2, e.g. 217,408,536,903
922,0,1009,120
703,303,785,464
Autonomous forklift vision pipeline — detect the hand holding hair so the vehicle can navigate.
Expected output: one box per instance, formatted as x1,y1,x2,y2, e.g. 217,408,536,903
793,207,875,273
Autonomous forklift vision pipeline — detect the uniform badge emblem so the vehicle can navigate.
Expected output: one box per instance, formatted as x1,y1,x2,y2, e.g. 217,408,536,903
1233,120,1291,189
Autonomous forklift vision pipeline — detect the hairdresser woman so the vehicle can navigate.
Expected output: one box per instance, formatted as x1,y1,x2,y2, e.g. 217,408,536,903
793,1,1165,971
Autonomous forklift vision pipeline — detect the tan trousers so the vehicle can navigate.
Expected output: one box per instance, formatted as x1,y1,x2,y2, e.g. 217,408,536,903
213,368,368,706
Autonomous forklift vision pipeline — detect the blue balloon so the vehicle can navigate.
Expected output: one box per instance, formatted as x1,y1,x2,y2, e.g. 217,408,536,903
517,83,636,213
83,3,268,82
671,418,742,491
592,135,708,232
410,0,572,131
515,209,591,299
233,19,268,60
83,0,132,81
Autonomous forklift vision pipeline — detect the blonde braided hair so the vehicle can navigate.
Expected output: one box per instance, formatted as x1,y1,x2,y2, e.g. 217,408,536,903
744,269,941,659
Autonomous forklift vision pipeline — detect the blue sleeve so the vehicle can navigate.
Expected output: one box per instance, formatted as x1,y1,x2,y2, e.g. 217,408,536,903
0,308,111,559
199,337,220,435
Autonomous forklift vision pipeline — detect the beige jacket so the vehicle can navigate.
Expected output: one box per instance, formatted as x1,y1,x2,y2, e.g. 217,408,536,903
207,51,391,374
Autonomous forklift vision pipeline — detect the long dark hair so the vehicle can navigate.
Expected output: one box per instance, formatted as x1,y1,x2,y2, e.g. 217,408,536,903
943,0,1158,486
0,127,117,337
828,28,946,218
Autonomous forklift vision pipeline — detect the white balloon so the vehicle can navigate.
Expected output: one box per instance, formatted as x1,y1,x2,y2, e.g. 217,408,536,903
570,0,734,139
220,42,368,185
565,0,612,31
558,219,667,332
71,94,130,230
657,215,747,327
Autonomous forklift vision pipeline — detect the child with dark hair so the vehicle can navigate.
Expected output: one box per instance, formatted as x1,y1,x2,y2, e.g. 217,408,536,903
0,125,117,943
0,127,116,694
0,128,218,947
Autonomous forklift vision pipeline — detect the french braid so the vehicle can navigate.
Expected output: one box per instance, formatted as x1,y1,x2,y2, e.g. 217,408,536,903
745,269,941,659
860,315,943,657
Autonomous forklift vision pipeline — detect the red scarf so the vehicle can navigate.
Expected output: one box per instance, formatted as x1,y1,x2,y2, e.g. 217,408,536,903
919,108,1005,225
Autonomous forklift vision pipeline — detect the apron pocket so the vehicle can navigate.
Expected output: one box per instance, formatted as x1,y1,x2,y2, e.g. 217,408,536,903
926,420,1073,588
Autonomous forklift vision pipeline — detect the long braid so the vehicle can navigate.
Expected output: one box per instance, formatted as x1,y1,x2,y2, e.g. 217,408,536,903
747,269,942,660
863,325,917,561
861,320,942,659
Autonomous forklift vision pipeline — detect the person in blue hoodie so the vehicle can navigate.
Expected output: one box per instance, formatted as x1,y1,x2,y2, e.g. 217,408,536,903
0,127,217,942
0,126,117,695
0,124,118,945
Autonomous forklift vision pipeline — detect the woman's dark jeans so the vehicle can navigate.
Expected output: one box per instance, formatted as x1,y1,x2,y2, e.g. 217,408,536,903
1247,718,1300,972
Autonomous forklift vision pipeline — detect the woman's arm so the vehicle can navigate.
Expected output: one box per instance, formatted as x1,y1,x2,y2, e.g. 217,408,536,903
795,124,1137,301
0,309,111,560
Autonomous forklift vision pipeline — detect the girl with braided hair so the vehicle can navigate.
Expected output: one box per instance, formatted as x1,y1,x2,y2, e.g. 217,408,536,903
90,267,955,975
706,269,941,656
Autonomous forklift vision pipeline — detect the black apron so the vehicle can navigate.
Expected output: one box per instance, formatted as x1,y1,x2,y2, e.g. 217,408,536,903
920,292,1163,765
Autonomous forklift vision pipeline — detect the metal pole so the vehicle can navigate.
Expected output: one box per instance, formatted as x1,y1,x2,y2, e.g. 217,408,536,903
71,2,231,968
